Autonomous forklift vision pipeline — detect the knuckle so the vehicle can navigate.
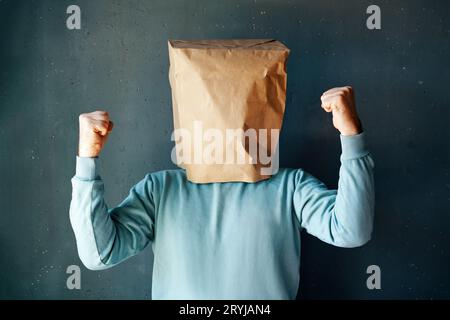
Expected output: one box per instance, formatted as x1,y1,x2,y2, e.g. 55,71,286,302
79,113,89,123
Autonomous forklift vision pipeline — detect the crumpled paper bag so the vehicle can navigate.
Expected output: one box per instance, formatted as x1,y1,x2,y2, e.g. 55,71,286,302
168,39,290,183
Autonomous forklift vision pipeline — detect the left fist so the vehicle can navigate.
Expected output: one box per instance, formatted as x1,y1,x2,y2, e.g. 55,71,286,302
321,86,362,136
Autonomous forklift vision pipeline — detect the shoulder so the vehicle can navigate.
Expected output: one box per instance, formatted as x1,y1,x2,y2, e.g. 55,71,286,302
255,168,310,189
142,169,187,187
131,169,186,197
271,167,307,180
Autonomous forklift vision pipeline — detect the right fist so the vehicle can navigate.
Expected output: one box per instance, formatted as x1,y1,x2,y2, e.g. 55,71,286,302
78,111,114,157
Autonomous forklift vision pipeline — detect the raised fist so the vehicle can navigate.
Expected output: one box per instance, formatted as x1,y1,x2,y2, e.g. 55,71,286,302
78,111,114,157
320,86,362,136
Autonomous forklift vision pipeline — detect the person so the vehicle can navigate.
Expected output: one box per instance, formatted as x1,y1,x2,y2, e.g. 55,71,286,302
69,86,374,299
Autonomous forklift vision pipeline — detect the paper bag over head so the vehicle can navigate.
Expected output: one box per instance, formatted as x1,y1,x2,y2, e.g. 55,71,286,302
168,39,290,183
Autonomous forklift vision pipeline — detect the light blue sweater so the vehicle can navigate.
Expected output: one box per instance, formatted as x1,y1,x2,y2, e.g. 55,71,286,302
69,132,374,299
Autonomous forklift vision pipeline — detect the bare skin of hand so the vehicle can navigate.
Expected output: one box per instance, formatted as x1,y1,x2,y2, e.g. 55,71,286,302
78,111,114,157
321,86,362,136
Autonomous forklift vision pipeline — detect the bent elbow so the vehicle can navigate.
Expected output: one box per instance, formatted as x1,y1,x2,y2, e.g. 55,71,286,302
77,250,110,271
333,226,373,248
81,260,109,271
331,208,374,248
337,234,372,248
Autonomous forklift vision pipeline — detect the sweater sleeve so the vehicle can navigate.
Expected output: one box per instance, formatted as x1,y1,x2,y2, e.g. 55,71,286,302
69,157,155,270
293,132,375,248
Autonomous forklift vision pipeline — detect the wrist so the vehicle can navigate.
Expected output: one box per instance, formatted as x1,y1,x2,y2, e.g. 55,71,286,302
340,132,369,160
78,146,100,158
339,127,362,136
339,118,362,136
75,156,99,180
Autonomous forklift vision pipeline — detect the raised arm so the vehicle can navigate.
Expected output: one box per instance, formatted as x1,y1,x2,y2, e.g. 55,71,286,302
69,111,155,270
293,87,375,247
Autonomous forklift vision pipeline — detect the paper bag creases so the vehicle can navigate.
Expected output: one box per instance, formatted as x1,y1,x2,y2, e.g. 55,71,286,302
168,39,290,183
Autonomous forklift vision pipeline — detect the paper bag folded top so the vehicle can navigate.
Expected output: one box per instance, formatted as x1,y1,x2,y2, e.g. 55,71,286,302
168,39,290,183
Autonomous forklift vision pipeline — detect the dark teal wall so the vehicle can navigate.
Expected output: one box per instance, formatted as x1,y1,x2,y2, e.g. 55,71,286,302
0,0,449,299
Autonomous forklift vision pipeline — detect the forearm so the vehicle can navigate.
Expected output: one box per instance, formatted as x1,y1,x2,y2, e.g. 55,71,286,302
69,157,116,270
69,156,155,270
332,132,375,247
296,132,375,248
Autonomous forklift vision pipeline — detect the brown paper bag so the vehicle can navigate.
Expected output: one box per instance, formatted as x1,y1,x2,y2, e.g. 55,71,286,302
168,39,290,183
